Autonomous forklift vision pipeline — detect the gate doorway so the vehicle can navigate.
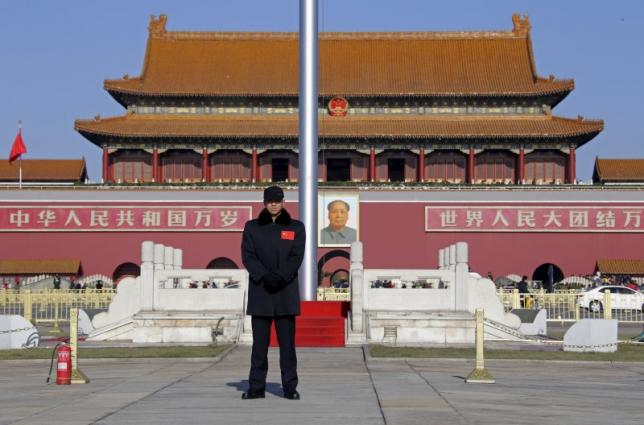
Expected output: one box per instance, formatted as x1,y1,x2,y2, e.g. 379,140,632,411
532,263,564,291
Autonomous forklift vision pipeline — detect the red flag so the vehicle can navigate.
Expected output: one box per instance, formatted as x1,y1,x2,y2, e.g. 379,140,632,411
9,130,27,163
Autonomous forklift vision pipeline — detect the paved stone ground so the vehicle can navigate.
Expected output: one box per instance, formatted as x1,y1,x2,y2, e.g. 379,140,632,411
0,346,642,425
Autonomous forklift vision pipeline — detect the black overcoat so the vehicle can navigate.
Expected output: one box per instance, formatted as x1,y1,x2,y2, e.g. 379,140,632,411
241,208,305,316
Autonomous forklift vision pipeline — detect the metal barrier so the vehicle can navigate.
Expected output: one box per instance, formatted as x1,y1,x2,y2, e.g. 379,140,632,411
317,287,350,301
0,289,116,330
497,289,644,323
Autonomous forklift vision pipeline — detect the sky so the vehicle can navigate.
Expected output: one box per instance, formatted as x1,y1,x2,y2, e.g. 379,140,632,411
1,0,643,181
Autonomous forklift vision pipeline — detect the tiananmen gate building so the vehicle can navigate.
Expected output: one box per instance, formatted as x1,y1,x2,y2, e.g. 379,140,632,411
1,14,643,289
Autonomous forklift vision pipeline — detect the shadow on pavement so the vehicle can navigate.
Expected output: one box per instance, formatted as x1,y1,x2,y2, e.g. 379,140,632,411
226,380,284,396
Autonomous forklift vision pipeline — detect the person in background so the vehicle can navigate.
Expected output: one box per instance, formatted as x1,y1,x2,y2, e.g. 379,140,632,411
626,280,639,291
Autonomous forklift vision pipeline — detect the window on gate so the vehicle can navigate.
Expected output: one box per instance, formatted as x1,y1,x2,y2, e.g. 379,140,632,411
210,150,251,182
525,151,566,184
426,151,466,182
112,150,153,183
162,151,202,182
475,151,515,182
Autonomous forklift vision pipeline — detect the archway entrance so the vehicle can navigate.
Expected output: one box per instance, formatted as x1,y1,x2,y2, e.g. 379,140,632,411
206,257,239,269
317,250,350,287
112,262,141,284
532,263,564,291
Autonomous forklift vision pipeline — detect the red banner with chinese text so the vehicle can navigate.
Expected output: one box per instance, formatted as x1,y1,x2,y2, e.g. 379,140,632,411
425,206,644,232
0,206,251,232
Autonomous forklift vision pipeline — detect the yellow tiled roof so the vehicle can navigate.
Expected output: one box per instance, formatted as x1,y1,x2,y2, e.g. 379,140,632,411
0,259,82,275
0,159,86,182
103,14,573,99
75,113,603,141
596,259,644,275
594,159,644,182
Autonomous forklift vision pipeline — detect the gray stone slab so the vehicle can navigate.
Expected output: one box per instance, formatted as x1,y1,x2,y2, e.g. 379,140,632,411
0,346,642,425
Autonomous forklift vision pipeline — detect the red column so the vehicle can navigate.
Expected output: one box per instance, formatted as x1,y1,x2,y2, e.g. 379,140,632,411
152,147,159,182
568,147,576,184
418,148,425,182
369,147,376,182
518,147,525,184
467,148,475,184
251,147,258,182
202,148,209,182
102,147,109,183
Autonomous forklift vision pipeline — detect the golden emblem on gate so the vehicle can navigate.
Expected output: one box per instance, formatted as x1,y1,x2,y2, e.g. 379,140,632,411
327,97,349,116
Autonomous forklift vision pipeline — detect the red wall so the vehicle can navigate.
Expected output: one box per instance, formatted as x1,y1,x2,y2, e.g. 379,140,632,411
1,200,642,280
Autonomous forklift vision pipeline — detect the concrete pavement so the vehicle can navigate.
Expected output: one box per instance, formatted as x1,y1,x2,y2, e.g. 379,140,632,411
0,346,642,425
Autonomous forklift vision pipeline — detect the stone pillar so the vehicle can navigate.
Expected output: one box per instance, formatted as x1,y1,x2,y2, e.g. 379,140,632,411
164,246,174,270
369,147,376,182
173,249,183,271
567,147,576,184
152,147,159,182
438,248,445,269
455,242,469,311
153,244,165,272
518,147,525,184
251,146,258,182
418,147,425,182
449,244,457,271
140,241,155,311
102,147,109,183
350,241,364,333
202,148,210,182
467,148,475,184
442,248,449,271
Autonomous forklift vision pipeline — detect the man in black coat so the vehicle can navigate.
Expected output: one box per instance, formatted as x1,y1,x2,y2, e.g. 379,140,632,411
241,186,305,400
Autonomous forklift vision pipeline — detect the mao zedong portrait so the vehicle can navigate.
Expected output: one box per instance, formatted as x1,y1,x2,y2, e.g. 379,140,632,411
320,199,357,245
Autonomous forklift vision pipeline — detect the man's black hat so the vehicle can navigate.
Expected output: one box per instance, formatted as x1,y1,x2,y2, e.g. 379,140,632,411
263,186,284,203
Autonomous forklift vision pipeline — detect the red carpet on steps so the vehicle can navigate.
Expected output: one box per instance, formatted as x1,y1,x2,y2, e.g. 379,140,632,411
269,301,349,347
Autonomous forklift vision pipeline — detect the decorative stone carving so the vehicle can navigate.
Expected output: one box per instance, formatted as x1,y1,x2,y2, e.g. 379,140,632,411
149,15,167,37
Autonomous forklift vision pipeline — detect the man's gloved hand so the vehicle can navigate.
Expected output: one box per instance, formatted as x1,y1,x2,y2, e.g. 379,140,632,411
262,271,284,292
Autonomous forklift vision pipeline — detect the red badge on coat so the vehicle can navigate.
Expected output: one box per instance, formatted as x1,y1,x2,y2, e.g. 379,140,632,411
281,230,295,240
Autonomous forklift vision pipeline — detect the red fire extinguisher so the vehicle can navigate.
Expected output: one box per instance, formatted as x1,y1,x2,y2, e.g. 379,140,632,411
55,344,72,385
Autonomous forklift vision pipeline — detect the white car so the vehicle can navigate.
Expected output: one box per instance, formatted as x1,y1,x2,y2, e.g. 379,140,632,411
578,286,644,313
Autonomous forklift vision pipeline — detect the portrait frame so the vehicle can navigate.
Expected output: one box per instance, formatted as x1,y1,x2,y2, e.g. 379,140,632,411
317,192,360,247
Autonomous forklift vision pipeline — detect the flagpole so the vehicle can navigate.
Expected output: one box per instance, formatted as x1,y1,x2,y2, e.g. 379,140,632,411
18,121,22,189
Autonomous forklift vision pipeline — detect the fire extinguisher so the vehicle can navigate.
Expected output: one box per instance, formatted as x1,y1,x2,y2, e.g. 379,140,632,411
46,341,71,385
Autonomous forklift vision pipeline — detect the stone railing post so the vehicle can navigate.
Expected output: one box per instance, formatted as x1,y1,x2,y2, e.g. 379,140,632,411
449,244,456,271
442,248,449,271
163,246,174,288
152,243,165,308
153,244,165,272
173,249,182,271
350,241,364,333
140,241,155,311
454,242,469,311
164,246,174,268
438,248,445,270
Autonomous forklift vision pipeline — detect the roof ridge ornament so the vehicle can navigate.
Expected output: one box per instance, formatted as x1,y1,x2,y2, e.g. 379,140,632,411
149,14,168,37
512,13,531,35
